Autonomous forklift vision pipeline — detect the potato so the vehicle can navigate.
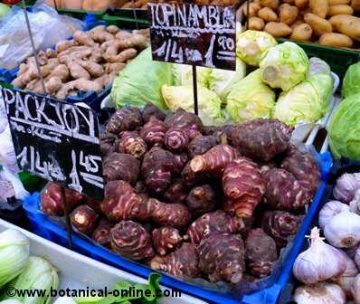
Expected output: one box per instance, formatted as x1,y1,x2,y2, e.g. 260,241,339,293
304,13,333,36
319,32,353,47
243,2,262,18
328,4,354,15
291,18,305,28
309,0,329,18
295,0,309,9
279,4,299,25
283,0,295,3
290,23,313,40
329,15,360,41
260,0,279,10
264,22,293,36
248,17,265,30
351,0,360,10
329,0,350,4
258,7,278,21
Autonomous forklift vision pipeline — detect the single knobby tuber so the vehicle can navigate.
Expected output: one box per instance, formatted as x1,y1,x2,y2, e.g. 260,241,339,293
163,180,187,204
187,210,244,244
150,243,200,278
164,108,203,134
91,218,113,248
245,229,278,278
262,211,303,247
117,131,147,159
106,106,143,135
140,117,168,147
99,133,117,157
164,128,189,152
173,152,189,175
152,227,183,256
70,205,99,235
111,220,154,260
142,103,166,123
198,232,245,283
103,152,140,185
263,168,312,211
190,144,239,175
230,119,293,162
222,158,266,218
186,184,216,217
188,135,218,158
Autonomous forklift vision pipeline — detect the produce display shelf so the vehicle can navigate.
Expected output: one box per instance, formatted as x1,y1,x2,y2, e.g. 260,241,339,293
0,218,206,304
277,39,360,81
23,151,332,304
277,158,360,304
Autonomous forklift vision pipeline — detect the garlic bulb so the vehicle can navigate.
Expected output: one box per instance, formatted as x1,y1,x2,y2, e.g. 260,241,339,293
333,276,356,299
333,173,360,203
350,190,360,215
355,245,360,269
293,227,346,284
324,211,360,248
351,274,360,304
319,200,350,230
294,283,346,304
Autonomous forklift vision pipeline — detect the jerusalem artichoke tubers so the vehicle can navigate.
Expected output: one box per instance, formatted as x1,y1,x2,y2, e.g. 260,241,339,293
152,227,183,256
142,103,166,123
164,128,190,152
92,218,113,248
140,117,168,147
117,131,147,159
70,205,99,235
106,106,143,135
188,135,218,158
186,184,216,217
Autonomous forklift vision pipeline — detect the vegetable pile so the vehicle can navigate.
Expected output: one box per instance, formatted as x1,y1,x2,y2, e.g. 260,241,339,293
12,25,149,99
242,0,360,48
41,104,321,287
293,171,360,304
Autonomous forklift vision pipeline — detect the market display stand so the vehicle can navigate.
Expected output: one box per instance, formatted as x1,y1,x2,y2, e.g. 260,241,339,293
0,219,207,304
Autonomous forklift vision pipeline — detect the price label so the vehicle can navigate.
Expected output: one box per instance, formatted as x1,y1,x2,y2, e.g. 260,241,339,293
148,2,236,70
0,87,104,200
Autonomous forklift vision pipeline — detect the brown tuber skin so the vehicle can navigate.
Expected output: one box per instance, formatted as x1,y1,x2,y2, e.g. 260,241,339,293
198,232,245,283
262,211,303,248
222,158,266,218
70,205,99,235
190,144,239,175
164,128,189,152
150,243,200,278
164,108,203,132
111,220,154,260
140,117,168,147
142,103,166,123
163,180,187,204
281,146,320,194
106,107,143,135
117,131,147,159
152,227,183,256
92,218,113,247
230,119,293,162
103,153,140,185
263,168,312,211
187,210,244,244
186,184,216,217
188,135,218,158
41,183,84,216
245,229,278,278
99,133,117,157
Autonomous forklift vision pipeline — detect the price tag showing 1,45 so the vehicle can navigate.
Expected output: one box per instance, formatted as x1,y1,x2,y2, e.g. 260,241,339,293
148,1,237,70
0,87,105,201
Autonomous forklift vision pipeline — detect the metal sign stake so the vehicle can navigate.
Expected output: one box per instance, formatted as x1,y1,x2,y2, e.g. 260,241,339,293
192,65,199,116
131,0,139,30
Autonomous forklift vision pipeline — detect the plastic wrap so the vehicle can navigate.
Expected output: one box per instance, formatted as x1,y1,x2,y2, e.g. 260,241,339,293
0,2,83,70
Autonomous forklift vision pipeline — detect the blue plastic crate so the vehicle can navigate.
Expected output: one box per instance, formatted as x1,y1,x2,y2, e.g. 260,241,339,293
0,13,108,112
23,152,333,304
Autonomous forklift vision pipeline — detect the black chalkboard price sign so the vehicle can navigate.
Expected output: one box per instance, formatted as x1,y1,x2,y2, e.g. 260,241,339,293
1,88,104,201
148,1,237,70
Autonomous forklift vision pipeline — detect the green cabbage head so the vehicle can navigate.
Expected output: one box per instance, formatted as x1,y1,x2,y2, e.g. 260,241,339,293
328,93,360,161
226,70,275,123
259,42,309,91
162,85,225,126
342,62,360,99
236,30,277,66
172,64,212,87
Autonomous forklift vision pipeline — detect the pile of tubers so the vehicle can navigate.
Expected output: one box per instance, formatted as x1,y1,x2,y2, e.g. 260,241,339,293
41,104,321,285
243,0,360,48
12,25,149,100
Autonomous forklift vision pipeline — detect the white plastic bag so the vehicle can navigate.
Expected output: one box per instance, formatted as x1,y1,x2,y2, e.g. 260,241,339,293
0,2,84,70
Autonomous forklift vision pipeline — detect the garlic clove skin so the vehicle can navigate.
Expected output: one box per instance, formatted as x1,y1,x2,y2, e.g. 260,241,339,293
294,283,346,304
324,212,360,248
355,245,360,270
293,227,347,284
351,273,360,304
333,173,360,203
333,276,356,299
350,190,360,215
319,200,350,230
337,249,359,277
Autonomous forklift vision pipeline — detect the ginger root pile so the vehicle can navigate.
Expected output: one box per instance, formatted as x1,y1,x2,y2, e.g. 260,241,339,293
41,105,321,286
12,25,149,99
